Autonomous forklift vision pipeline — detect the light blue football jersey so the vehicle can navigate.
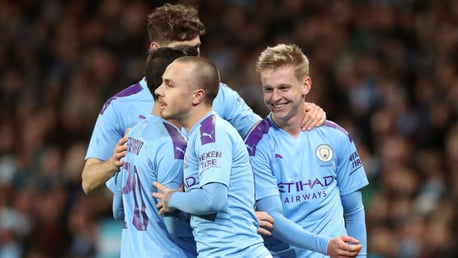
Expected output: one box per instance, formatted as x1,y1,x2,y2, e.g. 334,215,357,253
245,116,369,258
106,114,196,258
183,112,269,258
86,78,260,161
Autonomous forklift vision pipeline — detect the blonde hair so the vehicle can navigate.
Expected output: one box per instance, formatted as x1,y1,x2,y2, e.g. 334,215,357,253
256,44,309,80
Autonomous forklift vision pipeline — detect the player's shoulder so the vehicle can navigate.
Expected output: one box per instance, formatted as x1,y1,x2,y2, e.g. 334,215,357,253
245,118,273,155
211,113,231,132
213,112,239,130
112,81,150,102
216,82,239,97
315,120,354,143
128,119,175,152
246,118,271,139
100,81,151,114
318,120,349,134
133,115,171,136
218,81,230,90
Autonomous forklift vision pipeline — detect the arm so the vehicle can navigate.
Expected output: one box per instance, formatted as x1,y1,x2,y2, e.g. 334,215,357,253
342,191,367,257
257,196,362,257
81,135,128,194
153,182,227,215
257,196,327,254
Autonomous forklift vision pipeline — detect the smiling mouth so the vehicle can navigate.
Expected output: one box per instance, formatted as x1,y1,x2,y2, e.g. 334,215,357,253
271,103,287,111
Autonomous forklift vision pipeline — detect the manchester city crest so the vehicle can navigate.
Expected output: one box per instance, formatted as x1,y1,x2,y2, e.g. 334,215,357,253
316,144,333,162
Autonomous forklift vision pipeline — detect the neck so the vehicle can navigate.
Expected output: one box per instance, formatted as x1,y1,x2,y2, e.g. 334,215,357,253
182,106,212,133
271,112,304,138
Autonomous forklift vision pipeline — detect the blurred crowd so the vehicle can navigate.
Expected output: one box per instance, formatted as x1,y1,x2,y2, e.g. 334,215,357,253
0,0,457,257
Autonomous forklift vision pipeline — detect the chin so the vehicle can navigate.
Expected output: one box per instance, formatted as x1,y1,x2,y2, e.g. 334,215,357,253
159,111,171,119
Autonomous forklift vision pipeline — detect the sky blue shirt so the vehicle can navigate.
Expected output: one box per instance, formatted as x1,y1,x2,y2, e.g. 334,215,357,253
182,112,269,258
245,116,369,258
86,78,260,161
106,114,196,258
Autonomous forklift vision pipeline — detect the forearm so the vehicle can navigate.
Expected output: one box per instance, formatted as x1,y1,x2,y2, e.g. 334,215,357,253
342,191,367,257
345,207,367,256
82,158,118,194
271,211,329,254
257,197,329,254
168,183,227,215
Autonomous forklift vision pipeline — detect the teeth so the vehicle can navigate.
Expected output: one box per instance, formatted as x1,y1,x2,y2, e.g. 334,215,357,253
272,104,286,109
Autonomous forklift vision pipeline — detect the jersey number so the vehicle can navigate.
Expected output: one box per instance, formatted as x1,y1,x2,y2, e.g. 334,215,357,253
122,162,149,231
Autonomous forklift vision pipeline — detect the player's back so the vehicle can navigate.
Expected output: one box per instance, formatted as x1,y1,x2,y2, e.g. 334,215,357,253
114,115,195,258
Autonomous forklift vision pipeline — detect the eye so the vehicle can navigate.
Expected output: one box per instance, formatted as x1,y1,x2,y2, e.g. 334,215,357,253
165,81,173,88
263,87,273,93
279,86,290,91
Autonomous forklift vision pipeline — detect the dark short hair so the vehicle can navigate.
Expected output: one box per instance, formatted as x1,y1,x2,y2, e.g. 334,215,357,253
144,48,187,99
147,4,205,45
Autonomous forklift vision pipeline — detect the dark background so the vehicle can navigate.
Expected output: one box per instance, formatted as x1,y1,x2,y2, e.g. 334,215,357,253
0,0,457,257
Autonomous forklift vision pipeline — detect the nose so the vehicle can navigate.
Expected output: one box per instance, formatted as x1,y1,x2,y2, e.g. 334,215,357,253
155,83,164,96
271,88,282,101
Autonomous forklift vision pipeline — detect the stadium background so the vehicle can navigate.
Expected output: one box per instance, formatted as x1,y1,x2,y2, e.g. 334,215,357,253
0,0,457,257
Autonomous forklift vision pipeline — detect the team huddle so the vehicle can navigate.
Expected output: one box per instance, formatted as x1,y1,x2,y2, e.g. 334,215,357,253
82,4,368,258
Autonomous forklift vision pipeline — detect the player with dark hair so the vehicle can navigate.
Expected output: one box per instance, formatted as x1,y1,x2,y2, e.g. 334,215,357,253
107,47,196,257
81,3,326,195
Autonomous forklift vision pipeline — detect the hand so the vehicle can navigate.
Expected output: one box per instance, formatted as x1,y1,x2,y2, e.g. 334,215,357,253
109,135,129,172
301,102,326,131
326,236,362,258
256,211,274,236
152,182,178,214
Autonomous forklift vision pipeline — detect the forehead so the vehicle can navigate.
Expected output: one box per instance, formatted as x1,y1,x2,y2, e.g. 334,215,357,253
261,66,297,84
164,61,193,81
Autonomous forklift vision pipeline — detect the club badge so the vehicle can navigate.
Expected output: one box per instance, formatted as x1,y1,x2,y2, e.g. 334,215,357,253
316,144,333,162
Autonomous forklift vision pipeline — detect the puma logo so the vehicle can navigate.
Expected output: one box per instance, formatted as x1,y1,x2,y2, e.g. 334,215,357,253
175,146,185,154
201,131,214,140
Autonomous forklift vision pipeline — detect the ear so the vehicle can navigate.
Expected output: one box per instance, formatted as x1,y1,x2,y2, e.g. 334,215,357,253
303,76,312,96
191,89,206,106
149,41,161,51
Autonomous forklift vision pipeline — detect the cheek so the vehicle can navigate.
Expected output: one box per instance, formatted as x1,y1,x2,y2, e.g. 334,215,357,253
171,92,190,107
263,92,271,102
